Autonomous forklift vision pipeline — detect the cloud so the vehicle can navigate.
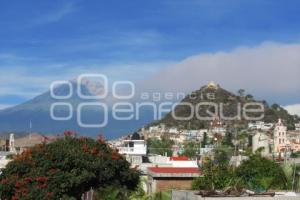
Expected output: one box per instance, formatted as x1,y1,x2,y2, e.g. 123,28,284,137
34,2,76,24
1,41,300,109
142,42,300,102
284,104,300,116
0,104,13,110
0,59,170,106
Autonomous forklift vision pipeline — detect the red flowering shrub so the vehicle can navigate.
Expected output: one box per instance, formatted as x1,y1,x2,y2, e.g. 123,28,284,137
0,133,139,200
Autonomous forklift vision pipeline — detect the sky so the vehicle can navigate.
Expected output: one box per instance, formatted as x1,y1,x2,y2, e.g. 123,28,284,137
0,0,300,114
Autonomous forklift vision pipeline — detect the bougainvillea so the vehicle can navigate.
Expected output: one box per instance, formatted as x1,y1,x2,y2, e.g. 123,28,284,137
0,131,140,200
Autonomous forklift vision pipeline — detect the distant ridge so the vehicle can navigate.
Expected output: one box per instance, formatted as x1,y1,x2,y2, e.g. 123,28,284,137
0,80,151,139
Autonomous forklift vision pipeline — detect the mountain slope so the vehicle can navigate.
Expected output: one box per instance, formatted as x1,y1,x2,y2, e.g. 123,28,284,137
0,80,152,139
150,82,299,130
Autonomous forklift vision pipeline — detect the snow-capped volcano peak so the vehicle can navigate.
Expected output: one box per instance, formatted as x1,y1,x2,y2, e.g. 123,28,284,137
79,78,106,97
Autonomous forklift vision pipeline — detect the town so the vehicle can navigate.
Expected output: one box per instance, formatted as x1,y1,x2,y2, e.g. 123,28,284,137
1,117,300,198
1,1,300,199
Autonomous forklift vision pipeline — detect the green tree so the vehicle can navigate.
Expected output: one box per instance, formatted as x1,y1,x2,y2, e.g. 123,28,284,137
236,154,287,191
214,149,230,167
245,94,253,100
222,132,234,147
192,150,239,190
237,89,245,97
201,132,208,147
180,141,199,159
147,138,174,156
0,132,139,200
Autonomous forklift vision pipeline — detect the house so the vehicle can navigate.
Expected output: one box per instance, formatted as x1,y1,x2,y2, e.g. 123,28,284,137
148,124,166,133
0,134,15,170
0,139,8,151
290,142,300,152
0,152,12,170
147,167,201,194
147,156,198,168
248,121,273,131
118,140,147,155
181,129,207,141
168,127,178,134
295,122,300,131
287,131,300,152
149,126,160,133
117,140,147,165
169,156,198,168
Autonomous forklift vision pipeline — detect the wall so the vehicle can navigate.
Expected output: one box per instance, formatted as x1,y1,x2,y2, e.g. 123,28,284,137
154,178,193,192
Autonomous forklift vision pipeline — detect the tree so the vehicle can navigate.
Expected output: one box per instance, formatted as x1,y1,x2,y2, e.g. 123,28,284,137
0,132,140,200
237,89,245,97
147,138,174,156
214,149,230,167
222,132,234,147
192,150,238,190
131,132,141,140
245,94,253,100
201,132,208,147
180,142,199,159
236,154,287,191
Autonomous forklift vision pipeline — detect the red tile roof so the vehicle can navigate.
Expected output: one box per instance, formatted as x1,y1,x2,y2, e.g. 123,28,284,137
170,156,189,161
148,167,200,174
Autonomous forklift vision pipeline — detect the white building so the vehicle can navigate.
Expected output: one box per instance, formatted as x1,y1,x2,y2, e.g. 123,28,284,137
248,121,273,131
273,119,289,153
181,129,207,141
168,127,178,134
0,152,11,170
295,122,300,131
148,155,198,168
148,124,166,133
252,132,270,156
118,140,147,155
149,126,160,133
117,140,147,165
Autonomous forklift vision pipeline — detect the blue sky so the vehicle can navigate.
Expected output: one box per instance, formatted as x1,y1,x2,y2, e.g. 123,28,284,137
0,0,300,110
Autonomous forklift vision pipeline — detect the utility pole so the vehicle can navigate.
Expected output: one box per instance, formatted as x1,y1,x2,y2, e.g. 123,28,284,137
234,127,238,168
292,158,296,191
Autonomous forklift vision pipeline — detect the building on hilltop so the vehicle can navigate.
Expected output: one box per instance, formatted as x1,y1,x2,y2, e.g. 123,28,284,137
273,119,289,154
206,81,219,90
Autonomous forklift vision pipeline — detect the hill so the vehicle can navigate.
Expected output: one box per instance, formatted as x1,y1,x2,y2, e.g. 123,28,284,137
149,82,299,130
